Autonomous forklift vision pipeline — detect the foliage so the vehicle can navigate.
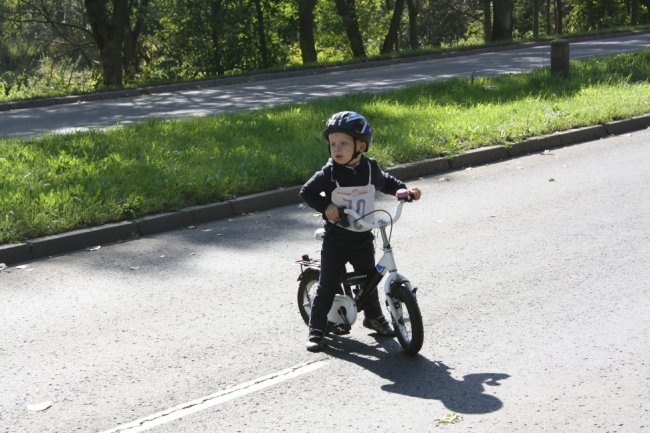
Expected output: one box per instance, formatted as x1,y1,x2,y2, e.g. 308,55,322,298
3,0,649,98
1,50,650,244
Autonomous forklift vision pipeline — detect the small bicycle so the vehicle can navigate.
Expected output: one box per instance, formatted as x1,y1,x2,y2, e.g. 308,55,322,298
296,189,424,355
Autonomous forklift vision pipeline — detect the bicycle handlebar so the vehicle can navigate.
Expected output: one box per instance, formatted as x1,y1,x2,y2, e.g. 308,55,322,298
340,188,412,229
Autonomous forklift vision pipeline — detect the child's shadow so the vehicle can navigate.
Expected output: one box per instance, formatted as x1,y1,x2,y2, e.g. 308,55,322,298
325,336,510,414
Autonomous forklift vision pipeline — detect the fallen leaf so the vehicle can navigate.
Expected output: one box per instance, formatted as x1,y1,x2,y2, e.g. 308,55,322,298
86,246,101,251
434,412,463,426
549,178,556,182
26,401,52,411
130,266,140,270
0,263,6,271
15,265,29,270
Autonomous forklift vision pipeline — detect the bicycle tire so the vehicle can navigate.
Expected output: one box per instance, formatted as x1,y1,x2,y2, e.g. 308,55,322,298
297,269,320,325
390,283,424,355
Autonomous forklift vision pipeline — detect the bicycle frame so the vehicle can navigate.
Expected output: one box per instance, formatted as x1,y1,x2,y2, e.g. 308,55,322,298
297,189,424,354
297,198,414,322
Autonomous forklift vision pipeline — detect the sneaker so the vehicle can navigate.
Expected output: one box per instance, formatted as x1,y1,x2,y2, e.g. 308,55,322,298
306,329,325,352
363,316,396,337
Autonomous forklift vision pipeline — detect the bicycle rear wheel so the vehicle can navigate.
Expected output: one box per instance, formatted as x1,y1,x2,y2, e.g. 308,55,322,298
297,269,320,325
389,283,424,355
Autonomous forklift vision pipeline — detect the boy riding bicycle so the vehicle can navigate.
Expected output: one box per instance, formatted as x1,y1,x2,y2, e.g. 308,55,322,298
299,111,421,352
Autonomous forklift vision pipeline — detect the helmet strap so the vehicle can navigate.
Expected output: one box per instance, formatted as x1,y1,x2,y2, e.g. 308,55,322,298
349,138,362,165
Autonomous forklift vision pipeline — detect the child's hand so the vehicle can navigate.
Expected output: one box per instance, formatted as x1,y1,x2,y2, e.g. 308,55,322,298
324,203,340,222
409,187,422,201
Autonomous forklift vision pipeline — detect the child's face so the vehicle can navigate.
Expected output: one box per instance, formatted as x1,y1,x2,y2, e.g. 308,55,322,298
328,132,366,165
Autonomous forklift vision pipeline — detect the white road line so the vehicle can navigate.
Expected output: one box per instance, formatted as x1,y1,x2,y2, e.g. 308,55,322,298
98,359,327,433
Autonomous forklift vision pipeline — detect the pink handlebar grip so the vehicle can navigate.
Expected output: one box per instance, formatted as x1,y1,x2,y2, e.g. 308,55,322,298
396,189,411,201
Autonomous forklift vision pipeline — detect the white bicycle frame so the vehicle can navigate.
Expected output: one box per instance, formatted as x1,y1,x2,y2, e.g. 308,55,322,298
342,199,416,323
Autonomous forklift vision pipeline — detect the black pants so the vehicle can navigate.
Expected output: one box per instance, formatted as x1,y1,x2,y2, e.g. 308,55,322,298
308,236,384,333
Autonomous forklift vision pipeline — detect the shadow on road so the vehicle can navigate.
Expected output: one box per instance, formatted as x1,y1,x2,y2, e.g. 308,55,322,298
324,336,509,414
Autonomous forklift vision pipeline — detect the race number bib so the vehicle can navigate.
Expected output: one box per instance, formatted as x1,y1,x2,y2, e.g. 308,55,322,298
331,183,376,232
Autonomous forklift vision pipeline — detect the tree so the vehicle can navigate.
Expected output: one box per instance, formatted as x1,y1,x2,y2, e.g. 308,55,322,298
381,0,406,53
254,0,271,68
298,0,317,63
554,0,563,34
630,0,640,25
532,0,539,37
405,0,419,49
333,0,366,57
84,0,149,87
491,0,513,40
0,0,98,91
483,0,492,41
209,0,225,75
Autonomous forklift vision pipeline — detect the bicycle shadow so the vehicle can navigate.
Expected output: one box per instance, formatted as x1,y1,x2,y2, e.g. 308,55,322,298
324,336,509,414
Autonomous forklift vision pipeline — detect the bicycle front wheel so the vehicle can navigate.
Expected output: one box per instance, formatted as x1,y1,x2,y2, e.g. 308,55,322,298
389,283,424,355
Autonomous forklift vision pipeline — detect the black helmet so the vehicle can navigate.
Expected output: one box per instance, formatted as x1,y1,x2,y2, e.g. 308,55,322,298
323,111,373,149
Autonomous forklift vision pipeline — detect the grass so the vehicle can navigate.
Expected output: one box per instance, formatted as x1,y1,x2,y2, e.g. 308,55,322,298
1,50,650,245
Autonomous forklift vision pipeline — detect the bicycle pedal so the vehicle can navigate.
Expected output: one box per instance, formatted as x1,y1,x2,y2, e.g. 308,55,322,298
329,323,350,335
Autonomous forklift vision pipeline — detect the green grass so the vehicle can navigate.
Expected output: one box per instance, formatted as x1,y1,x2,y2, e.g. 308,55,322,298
1,50,650,244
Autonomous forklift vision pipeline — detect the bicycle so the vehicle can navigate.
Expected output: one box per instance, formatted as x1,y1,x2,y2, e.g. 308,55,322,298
296,189,424,355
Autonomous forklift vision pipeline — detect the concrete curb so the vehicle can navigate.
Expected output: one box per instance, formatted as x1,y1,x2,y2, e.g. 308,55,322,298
1,114,649,266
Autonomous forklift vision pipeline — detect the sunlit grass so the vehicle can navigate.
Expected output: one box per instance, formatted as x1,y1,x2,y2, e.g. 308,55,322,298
1,50,650,244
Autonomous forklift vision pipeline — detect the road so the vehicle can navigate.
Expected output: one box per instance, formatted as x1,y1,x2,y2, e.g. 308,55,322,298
1,129,648,432
1,32,650,137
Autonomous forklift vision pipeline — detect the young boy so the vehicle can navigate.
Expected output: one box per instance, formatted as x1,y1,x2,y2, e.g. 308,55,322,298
299,111,421,352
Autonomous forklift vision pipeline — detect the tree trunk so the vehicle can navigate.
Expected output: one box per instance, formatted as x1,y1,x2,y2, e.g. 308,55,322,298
85,0,130,87
210,0,225,75
405,0,419,49
254,0,270,68
631,0,640,25
585,0,595,29
123,0,148,81
545,0,552,34
533,0,539,38
84,0,148,87
491,0,513,41
333,0,366,58
554,0,563,34
381,0,405,54
298,0,318,63
483,0,492,42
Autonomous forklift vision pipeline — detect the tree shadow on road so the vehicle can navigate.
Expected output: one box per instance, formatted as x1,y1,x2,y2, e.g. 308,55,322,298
324,336,509,414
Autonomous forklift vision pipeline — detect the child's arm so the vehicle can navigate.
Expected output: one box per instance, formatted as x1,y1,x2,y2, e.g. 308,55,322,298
371,160,422,201
299,169,332,215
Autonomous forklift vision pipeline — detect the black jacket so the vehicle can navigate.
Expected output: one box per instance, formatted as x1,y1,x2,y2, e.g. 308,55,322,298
300,156,407,244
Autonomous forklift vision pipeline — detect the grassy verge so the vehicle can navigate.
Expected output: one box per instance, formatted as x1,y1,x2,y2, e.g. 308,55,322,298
1,50,650,245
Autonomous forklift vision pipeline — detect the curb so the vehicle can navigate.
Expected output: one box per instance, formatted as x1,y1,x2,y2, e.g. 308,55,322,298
1,114,649,266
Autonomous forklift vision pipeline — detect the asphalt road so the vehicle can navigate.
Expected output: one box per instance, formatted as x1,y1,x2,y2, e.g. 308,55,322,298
1,129,648,432
1,31,650,137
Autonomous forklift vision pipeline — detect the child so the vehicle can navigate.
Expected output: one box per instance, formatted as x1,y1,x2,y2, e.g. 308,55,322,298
299,111,422,352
